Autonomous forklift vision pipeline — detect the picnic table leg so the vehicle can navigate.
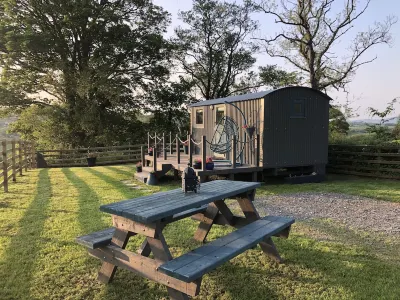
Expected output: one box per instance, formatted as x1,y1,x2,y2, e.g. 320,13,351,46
147,226,190,300
98,228,132,283
236,189,283,263
193,202,219,243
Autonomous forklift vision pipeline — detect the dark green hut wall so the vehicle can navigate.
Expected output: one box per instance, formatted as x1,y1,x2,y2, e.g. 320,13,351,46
262,88,329,168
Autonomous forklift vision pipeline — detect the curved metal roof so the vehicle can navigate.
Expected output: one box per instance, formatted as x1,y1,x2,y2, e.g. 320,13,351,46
189,86,332,107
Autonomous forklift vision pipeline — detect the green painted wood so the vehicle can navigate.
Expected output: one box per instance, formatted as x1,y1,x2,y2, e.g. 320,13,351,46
76,228,115,249
100,180,261,224
158,216,295,282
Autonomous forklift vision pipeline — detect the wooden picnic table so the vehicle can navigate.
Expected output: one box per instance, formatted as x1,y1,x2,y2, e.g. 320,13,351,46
77,180,294,299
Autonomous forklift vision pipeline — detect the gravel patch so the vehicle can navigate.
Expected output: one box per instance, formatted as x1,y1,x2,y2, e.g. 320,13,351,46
253,192,400,235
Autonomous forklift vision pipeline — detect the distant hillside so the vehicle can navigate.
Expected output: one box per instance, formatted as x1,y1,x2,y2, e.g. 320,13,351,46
350,117,399,125
0,116,19,139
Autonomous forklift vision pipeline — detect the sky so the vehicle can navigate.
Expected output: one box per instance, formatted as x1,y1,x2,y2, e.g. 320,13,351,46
153,0,400,119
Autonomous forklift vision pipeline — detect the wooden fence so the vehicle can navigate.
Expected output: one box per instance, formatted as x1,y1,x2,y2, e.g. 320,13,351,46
1,140,35,192
36,144,144,168
328,144,400,180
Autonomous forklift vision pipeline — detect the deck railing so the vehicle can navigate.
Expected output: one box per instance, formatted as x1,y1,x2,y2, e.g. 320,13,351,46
0,140,35,192
146,132,261,172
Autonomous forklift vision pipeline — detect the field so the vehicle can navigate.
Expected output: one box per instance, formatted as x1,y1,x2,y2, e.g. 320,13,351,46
0,166,399,299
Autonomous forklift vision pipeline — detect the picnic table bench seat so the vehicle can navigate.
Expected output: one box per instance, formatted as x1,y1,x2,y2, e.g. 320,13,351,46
76,205,209,249
158,215,294,282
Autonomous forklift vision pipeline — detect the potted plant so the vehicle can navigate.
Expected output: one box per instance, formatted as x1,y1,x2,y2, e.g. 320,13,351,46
243,124,256,138
86,151,97,167
193,158,202,169
136,162,142,172
183,140,189,154
147,170,157,185
148,147,153,156
205,157,214,170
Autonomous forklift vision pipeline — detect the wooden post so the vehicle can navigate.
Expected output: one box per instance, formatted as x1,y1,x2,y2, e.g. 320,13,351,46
24,142,28,171
231,136,236,169
153,144,157,172
256,134,260,167
11,140,16,182
18,141,23,175
147,132,150,151
188,134,193,167
201,135,207,171
2,141,8,192
169,132,173,155
163,133,167,160
141,146,145,167
176,134,180,164
31,142,36,168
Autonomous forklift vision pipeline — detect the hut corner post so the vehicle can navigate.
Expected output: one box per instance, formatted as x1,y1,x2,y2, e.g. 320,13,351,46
255,134,260,167
201,135,206,171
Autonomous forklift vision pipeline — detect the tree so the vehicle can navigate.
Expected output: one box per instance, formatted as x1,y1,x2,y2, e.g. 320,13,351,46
366,98,398,141
329,106,350,135
258,65,301,89
173,0,258,100
0,0,172,147
252,0,397,91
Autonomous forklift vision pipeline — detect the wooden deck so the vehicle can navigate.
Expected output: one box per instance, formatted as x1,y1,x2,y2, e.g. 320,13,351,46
135,153,262,184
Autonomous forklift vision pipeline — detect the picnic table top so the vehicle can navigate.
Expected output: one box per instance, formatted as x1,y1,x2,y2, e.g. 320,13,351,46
100,180,261,224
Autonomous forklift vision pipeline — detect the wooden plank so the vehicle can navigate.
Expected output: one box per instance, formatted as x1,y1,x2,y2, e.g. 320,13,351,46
159,216,294,283
76,228,115,249
100,181,260,224
213,200,235,226
193,203,220,242
112,215,157,237
89,245,199,297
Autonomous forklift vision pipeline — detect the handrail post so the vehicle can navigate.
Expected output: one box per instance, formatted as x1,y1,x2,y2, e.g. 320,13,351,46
24,142,28,171
18,141,23,175
201,135,207,171
153,144,157,172
188,134,193,166
163,132,167,160
11,140,16,181
2,141,8,192
169,132,173,155
141,146,145,167
176,134,180,164
231,136,236,169
256,134,260,167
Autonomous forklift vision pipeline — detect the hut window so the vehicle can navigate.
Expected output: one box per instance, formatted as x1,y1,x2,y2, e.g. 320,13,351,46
195,108,204,125
216,106,225,123
291,99,305,118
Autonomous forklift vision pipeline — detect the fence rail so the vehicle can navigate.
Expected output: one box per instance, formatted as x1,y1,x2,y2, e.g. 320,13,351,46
0,140,35,192
37,144,145,168
328,144,400,180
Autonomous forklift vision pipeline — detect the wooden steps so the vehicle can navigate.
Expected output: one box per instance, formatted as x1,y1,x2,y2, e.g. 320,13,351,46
158,215,294,282
134,164,173,184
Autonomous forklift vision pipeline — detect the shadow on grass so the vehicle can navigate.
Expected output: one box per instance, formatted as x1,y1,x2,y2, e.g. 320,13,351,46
85,167,138,199
0,169,52,299
104,166,133,179
62,168,108,233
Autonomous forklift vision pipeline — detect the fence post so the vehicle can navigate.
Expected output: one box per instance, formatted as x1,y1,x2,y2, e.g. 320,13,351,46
24,142,28,171
256,134,260,167
201,136,207,171
163,132,167,160
18,141,23,175
153,144,157,172
169,132,173,155
231,136,236,169
176,134,180,164
11,140,16,182
188,134,193,167
141,146,145,167
2,141,8,192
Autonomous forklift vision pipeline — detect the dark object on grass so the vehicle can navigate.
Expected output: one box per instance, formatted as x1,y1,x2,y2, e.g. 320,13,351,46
182,164,200,193
284,173,325,184
86,157,97,167
147,171,157,185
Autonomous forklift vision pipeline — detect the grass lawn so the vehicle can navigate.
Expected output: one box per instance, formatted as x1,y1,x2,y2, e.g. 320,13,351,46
0,166,399,299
